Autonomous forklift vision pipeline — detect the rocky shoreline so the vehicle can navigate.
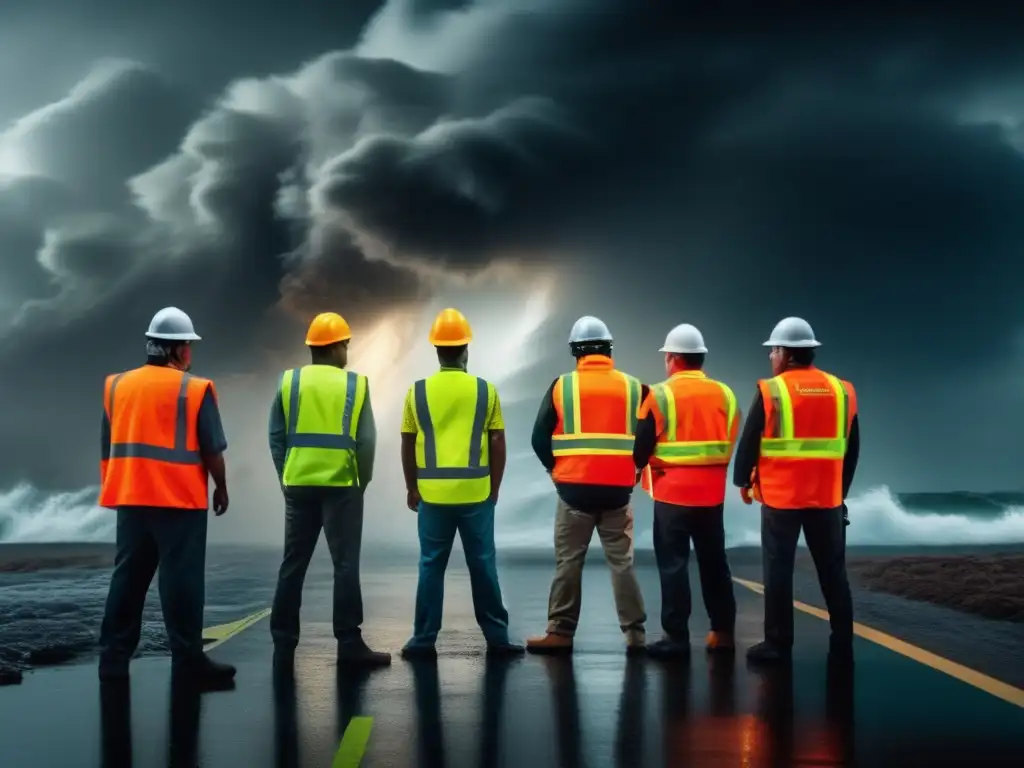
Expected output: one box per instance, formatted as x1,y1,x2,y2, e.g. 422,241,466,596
0,543,114,573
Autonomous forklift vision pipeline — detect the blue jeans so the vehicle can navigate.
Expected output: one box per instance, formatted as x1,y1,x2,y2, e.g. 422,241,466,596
407,499,510,647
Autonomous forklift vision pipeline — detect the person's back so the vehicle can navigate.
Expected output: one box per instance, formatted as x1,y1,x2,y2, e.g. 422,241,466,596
269,312,389,667
527,316,647,655
633,324,740,658
97,307,234,683
642,371,738,508
280,364,366,486
755,365,856,510
732,317,860,665
400,308,523,659
411,369,492,505
551,354,642,490
101,365,211,509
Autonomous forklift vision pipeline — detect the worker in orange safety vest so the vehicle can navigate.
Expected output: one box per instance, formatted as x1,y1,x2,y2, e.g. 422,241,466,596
97,307,235,683
633,323,740,659
526,316,648,655
732,317,860,664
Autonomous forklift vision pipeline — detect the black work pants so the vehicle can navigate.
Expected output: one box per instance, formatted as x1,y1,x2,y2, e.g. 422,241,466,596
99,508,209,664
652,501,736,638
761,505,853,648
270,486,365,649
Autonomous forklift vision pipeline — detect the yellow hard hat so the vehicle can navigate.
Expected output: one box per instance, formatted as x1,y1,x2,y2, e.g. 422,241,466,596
305,312,352,346
428,307,472,347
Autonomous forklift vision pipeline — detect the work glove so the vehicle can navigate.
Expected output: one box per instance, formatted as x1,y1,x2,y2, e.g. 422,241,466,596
842,503,850,526
740,486,753,505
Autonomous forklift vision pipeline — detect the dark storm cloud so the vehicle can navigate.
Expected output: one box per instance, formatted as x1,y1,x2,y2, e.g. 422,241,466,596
0,1,1023,491
2,61,195,205
313,96,593,266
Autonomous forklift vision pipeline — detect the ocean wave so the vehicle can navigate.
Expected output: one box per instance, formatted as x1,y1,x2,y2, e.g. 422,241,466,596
896,490,1024,515
495,484,1024,549
2,481,1024,548
0,483,113,543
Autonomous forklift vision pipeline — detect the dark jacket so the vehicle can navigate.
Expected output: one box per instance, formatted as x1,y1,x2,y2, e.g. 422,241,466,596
531,378,650,512
731,388,860,499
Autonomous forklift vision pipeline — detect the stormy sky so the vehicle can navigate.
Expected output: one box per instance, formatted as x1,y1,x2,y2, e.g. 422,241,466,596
0,1,1022,544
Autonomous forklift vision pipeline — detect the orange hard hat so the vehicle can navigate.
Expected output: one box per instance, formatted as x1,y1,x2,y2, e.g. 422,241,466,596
428,307,472,347
305,312,352,346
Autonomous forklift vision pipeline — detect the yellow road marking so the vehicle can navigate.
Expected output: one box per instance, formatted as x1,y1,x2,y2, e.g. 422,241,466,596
202,608,272,651
732,577,1024,709
333,716,373,768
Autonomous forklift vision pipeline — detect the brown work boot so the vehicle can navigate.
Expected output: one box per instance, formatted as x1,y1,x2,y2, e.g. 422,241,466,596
526,632,573,654
625,629,647,656
705,631,735,653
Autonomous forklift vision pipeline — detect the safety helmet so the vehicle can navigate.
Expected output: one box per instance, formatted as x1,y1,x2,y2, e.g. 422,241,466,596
305,312,352,347
145,307,201,341
568,316,613,345
660,323,707,354
763,316,821,348
428,307,472,347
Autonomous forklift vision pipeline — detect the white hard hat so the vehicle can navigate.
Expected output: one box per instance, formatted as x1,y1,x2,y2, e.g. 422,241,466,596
568,315,613,344
660,323,708,354
763,316,820,348
145,307,201,341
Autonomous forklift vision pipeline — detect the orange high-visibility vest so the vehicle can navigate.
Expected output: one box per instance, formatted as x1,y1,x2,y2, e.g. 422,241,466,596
753,367,856,510
551,355,642,487
98,366,214,510
639,371,739,507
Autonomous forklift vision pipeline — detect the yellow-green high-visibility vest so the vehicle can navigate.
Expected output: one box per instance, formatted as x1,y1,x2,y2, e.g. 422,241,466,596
280,365,367,487
411,370,494,505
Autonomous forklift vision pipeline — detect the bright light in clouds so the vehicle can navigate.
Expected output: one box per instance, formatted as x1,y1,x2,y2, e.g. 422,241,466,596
0,140,29,178
348,264,558,429
343,264,560,545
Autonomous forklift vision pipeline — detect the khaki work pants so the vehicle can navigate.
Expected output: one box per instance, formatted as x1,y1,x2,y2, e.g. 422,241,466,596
546,498,647,638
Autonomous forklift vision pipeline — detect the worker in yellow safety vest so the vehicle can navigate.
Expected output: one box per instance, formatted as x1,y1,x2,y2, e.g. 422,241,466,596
268,312,390,667
399,308,525,659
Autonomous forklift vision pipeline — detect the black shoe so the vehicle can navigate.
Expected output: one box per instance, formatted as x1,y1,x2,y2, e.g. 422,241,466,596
647,638,691,660
337,643,391,667
746,640,791,664
174,654,237,681
401,644,438,660
0,666,23,686
487,642,526,657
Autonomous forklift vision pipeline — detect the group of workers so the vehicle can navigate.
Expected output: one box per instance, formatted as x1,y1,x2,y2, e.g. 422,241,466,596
95,303,859,684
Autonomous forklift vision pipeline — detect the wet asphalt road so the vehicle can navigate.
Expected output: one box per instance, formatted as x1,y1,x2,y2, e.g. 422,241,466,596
1,558,1023,767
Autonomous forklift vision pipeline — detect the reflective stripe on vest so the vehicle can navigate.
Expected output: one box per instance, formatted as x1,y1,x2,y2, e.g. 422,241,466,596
650,375,737,466
414,377,490,480
282,367,362,451
760,372,849,458
107,371,202,465
551,371,641,456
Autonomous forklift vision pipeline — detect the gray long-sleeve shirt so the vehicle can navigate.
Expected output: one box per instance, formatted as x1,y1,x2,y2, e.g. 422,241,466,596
268,371,377,487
